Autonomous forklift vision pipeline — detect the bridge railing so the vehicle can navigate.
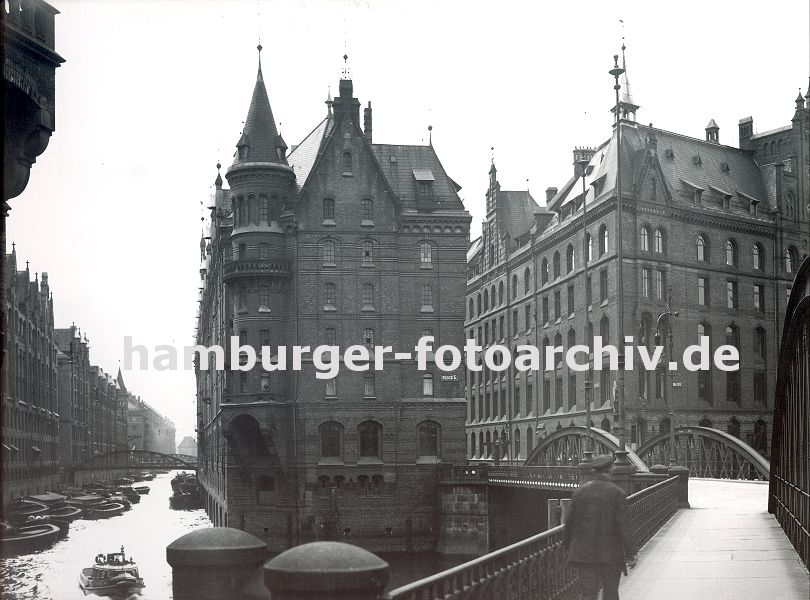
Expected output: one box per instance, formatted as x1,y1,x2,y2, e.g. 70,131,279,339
385,475,680,600
487,465,580,489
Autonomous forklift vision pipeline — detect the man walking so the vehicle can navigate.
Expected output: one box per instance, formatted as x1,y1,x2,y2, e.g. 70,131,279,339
563,454,636,600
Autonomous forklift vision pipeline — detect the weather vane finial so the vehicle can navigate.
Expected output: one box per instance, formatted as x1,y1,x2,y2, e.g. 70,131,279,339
342,53,349,78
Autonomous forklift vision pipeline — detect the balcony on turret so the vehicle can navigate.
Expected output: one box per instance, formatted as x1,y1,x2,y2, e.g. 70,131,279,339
223,258,291,282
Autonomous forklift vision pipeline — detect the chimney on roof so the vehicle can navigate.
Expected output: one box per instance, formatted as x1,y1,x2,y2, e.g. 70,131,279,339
572,147,595,177
705,119,720,144
545,187,558,204
739,116,753,150
364,102,372,143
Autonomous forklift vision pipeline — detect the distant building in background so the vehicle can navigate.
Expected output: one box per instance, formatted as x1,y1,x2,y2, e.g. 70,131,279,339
127,395,176,455
177,436,197,458
466,61,809,464
1,249,59,503
195,50,470,551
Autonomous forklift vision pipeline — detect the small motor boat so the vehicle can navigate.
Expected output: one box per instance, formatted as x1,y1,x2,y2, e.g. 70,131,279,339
84,502,126,520
79,546,144,598
49,505,83,522
25,514,70,538
3,500,49,526
132,485,150,495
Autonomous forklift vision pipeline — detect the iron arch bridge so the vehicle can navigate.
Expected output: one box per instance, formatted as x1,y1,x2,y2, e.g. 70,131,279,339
524,426,649,472
71,450,198,472
636,426,770,481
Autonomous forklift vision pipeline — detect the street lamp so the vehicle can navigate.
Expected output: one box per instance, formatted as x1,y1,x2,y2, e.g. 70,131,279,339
608,53,629,460
574,147,594,462
654,289,679,467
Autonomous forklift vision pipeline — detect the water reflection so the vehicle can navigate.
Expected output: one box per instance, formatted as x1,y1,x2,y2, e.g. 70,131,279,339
1,471,208,600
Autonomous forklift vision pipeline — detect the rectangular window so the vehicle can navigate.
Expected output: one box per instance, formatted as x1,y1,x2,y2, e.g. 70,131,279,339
362,241,373,263
654,269,666,299
727,371,741,404
555,376,563,411
526,383,533,415
512,310,518,334
499,316,504,340
642,268,652,298
753,373,766,406
325,378,337,397
727,280,738,309
421,284,433,308
542,297,549,324
600,269,608,302
514,387,521,416
567,285,574,316
554,291,561,321
364,374,375,397
586,275,592,307
568,374,576,409
543,378,551,413
698,277,709,306
753,284,764,312
420,243,432,264
324,328,337,346
524,304,532,331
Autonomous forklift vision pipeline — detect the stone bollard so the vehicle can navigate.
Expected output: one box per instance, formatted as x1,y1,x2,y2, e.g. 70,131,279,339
668,465,690,508
610,452,638,496
650,464,669,475
166,527,268,600
264,541,389,600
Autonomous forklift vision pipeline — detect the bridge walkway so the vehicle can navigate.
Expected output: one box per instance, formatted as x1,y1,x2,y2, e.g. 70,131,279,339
621,479,809,600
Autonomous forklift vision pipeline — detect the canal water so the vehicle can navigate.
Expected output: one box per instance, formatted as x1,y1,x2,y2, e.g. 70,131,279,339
1,471,471,599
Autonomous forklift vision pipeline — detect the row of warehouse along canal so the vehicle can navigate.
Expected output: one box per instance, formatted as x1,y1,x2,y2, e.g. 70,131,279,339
1,471,466,599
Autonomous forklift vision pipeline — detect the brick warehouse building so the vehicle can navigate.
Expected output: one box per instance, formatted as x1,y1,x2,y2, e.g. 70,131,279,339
466,73,809,464
195,50,470,551
2,249,60,503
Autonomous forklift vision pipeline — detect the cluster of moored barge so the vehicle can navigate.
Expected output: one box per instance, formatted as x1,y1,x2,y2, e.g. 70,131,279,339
0,472,159,557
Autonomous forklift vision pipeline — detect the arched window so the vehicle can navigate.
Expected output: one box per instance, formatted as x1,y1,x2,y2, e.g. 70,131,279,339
697,322,712,401
483,288,489,311
323,198,335,220
526,427,533,455
417,421,440,458
361,198,373,222
363,328,374,347
600,316,610,343
468,298,474,320
259,243,270,260
476,293,481,316
323,240,336,263
247,195,256,224
259,286,270,309
422,373,434,396
641,226,651,252
319,422,343,459
553,251,561,279
752,243,764,270
754,326,767,364
362,283,374,307
490,285,496,308
599,224,608,255
785,191,795,219
358,421,381,459
512,274,519,300
786,245,798,273
654,228,666,254
258,196,268,223
584,234,592,263
420,242,432,265
513,428,521,458
498,281,504,304
567,328,576,348
725,239,737,266
566,244,575,273
421,283,433,308
524,267,531,293
485,431,492,458
696,235,708,262
324,283,336,306
541,258,549,284
601,417,612,432
362,240,373,263
342,151,352,172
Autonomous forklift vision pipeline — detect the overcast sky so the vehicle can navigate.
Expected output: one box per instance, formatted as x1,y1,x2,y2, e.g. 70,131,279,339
9,0,809,441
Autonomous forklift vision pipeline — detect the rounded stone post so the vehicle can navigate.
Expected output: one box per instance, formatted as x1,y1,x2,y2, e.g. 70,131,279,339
650,464,669,475
264,541,389,600
668,465,690,508
166,527,267,600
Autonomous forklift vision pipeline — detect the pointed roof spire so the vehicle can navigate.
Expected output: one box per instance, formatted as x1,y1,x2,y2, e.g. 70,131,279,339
612,41,640,122
325,86,333,117
233,44,287,166
428,125,433,147
214,161,222,187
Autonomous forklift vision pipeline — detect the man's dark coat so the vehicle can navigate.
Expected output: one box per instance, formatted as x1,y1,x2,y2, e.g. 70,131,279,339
562,474,635,568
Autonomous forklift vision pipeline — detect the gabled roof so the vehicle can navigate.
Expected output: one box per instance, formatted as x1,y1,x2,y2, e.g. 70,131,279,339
495,190,540,240
287,116,334,191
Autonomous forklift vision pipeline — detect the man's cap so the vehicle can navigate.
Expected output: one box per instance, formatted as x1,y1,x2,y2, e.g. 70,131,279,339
590,454,614,471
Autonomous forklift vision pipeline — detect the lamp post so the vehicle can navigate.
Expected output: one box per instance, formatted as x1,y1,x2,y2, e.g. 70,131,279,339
654,289,679,467
608,53,629,461
574,148,594,462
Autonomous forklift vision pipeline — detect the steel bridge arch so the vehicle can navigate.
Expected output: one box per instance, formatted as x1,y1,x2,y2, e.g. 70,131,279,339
71,450,198,471
524,426,649,472
636,426,770,481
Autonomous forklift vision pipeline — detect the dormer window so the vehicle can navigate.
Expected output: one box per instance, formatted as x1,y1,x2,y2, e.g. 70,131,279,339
413,169,435,204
